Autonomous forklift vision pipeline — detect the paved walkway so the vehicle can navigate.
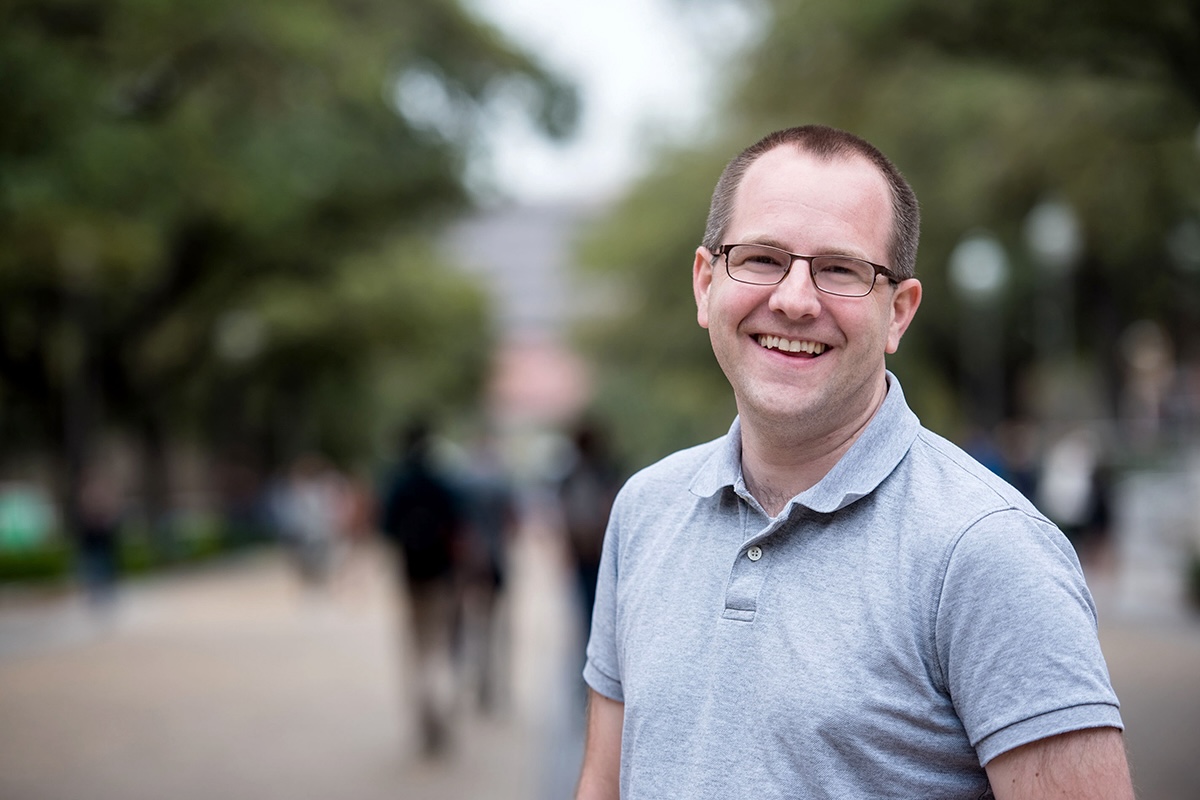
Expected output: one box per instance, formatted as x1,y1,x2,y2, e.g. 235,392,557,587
0,527,586,800
1,525,1199,799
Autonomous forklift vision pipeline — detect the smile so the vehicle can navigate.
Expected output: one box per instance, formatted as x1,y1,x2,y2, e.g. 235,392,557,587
756,335,827,356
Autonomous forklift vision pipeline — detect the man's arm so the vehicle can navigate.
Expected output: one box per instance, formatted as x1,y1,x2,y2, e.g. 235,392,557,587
575,689,624,800
985,727,1134,799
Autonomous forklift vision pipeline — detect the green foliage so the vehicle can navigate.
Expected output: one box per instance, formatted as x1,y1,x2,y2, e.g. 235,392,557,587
573,148,737,468
0,515,269,584
0,0,577,480
0,541,71,582
209,237,493,463
888,0,1200,108
577,0,1200,459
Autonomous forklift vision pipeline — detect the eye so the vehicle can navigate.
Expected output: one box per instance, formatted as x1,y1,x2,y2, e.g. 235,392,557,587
732,246,788,269
815,257,867,277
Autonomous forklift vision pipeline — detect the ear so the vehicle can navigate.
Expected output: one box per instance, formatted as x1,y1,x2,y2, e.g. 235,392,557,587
885,278,922,354
694,247,714,329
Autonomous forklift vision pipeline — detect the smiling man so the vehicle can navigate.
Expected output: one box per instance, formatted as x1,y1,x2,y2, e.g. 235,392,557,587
575,126,1132,799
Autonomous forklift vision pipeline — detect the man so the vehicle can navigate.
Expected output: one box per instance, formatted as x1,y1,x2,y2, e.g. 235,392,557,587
379,420,464,757
456,429,518,713
558,420,621,649
576,126,1132,799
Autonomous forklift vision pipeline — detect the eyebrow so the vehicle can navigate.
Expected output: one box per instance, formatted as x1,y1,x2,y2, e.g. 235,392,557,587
737,235,870,260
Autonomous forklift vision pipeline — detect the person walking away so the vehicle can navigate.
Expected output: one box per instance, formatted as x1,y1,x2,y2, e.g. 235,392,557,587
456,431,518,714
557,422,620,651
273,453,346,594
379,422,465,757
76,466,123,612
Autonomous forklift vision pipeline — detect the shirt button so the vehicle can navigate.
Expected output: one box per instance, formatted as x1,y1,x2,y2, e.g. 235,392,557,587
747,545,762,562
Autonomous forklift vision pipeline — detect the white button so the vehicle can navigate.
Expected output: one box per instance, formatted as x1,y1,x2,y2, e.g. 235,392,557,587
747,546,762,562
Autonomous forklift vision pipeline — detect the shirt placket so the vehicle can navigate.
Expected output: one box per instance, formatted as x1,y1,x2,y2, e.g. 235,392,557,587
722,495,789,621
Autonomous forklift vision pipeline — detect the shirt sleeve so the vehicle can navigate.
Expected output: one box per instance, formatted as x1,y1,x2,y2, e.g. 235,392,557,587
583,490,625,703
934,508,1124,765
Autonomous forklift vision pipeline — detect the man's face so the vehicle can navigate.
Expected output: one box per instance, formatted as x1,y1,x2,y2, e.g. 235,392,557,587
693,146,921,437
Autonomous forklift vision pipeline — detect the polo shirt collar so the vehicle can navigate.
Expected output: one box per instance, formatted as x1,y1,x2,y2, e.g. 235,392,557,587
689,371,921,514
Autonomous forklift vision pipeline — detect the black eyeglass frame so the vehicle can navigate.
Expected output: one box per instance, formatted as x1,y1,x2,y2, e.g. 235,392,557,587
711,243,899,297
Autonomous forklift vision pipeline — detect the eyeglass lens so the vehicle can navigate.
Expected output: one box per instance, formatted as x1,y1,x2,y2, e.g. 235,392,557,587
725,244,878,296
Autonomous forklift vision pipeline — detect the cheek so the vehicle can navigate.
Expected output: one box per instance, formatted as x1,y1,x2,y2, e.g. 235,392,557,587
700,286,731,331
708,283,760,327
836,305,892,353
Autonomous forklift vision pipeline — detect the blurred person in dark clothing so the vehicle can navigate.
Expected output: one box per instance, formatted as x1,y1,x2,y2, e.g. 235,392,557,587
379,420,465,757
557,421,620,647
76,467,123,610
456,431,518,714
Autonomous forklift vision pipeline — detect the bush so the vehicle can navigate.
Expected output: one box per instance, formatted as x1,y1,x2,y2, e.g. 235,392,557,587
0,542,72,582
0,515,272,586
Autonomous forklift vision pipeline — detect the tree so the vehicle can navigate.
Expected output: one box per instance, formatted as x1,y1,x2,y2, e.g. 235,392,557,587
573,149,737,467
576,0,1198,468
890,0,1200,109
0,0,577,548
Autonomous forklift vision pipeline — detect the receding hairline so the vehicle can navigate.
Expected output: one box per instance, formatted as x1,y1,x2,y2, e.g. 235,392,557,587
743,142,894,199
702,125,921,279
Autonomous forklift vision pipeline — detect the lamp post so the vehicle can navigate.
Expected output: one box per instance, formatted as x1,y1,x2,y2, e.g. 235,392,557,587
1022,197,1083,425
214,309,267,365
1023,197,1083,359
949,231,1010,431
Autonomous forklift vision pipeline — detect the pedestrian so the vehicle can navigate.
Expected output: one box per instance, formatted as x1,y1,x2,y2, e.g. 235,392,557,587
556,421,620,650
378,420,464,757
75,466,123,611
576,125,1132,798
455,430,518,714
272,453,347,593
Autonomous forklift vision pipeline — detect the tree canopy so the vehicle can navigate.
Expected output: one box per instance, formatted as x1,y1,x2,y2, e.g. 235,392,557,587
577,0,1200,470
0,0,577,535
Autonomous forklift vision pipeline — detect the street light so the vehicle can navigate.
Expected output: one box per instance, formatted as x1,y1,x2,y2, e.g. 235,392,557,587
214,309,267,364
949,233,1010,301
1023,197,1082,356
1023,198,1083,275
949,231,1010,430
1023,197,1084,425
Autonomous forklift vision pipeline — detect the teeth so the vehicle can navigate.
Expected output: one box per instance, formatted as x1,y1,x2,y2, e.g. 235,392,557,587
757,335,827,355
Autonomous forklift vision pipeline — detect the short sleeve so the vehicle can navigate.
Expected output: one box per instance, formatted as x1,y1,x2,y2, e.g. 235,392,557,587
934,509,1123,765
583,491,625,702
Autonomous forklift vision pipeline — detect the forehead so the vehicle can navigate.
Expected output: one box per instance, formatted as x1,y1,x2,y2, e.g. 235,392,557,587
730,146,893,256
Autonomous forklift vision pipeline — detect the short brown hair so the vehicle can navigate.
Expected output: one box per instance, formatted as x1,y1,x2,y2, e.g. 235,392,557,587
701,125,920,280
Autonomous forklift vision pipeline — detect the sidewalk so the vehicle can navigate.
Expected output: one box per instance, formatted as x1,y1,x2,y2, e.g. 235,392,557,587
1089,564,1200,800
0,530,586,800
2,531,1198,799
1100,619,1200,800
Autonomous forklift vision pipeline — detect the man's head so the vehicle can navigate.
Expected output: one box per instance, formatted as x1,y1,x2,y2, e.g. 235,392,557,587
692,125,922,440
702,125,920,281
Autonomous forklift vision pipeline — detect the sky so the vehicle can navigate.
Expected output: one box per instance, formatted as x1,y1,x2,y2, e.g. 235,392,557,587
466,0,753,204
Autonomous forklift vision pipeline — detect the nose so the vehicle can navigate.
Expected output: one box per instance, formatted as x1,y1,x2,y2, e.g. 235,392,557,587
767,259,823,319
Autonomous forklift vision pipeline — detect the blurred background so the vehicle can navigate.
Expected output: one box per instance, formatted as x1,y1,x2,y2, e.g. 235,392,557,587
1,0,1199,798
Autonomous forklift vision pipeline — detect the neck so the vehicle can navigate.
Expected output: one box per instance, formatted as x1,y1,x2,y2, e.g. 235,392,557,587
739,380,888,517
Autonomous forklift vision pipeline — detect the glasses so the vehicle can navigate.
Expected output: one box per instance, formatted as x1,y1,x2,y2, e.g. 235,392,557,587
713,243,897,297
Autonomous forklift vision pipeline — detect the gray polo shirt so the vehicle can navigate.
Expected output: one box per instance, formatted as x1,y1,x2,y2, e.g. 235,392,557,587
584,373,1122,799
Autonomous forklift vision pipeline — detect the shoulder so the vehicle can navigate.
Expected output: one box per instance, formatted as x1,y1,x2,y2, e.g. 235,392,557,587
602,434,730,546
617,435,726,500
876,425,1073,581
903,426,1044,519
